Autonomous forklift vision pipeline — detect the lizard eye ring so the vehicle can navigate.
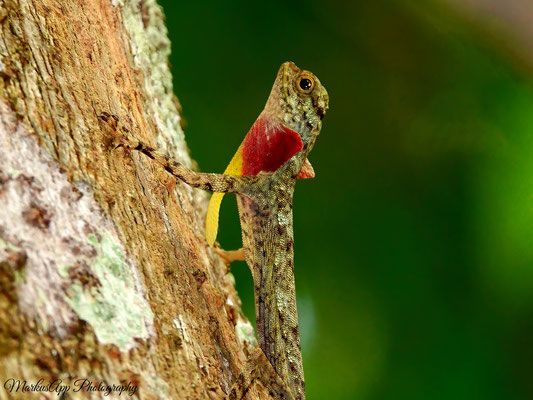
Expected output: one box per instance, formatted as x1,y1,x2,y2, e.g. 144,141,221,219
296,75,315,94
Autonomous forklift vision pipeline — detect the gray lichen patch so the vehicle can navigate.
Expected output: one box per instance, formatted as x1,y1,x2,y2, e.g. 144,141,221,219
65,232,154,352
0,101,154,345
235,318,257,347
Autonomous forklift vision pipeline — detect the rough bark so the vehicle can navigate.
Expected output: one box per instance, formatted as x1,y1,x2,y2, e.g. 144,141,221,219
0,0,263,398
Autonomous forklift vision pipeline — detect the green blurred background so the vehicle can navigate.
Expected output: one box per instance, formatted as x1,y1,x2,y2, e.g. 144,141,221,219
158,0,533,398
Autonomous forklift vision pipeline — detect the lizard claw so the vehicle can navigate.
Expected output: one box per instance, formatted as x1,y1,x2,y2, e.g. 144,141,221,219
97,112,138,150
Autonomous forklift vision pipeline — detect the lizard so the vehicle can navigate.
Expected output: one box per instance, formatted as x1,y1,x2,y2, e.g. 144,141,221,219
107,61,328,400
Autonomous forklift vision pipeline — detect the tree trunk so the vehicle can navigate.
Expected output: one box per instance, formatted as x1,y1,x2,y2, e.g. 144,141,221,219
0,1,262,398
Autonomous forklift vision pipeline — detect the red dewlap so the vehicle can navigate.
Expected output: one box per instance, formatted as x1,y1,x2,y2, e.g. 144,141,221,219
242,116,303,176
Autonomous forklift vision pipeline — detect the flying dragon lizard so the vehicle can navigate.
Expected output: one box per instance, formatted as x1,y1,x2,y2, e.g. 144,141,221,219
107,61,329,400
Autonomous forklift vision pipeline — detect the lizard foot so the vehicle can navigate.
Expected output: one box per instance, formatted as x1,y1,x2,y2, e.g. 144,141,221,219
216,247,245,269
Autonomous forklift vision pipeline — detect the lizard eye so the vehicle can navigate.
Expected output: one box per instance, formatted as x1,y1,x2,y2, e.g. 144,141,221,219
296,75,315,93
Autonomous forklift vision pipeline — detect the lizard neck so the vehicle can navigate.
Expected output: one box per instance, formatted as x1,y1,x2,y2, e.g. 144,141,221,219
266,125,318,183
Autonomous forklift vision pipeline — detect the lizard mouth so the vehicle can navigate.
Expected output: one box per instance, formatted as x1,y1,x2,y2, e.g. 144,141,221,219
316,107,325,120
313,95,327,120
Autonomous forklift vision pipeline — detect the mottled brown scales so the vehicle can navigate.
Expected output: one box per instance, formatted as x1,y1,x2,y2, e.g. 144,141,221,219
110,62,328,400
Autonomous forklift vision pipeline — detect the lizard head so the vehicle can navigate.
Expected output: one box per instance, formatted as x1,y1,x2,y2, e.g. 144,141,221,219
264,61,329,150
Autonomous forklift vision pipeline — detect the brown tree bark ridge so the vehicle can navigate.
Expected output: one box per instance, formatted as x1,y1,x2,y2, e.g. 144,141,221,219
0,0,262,398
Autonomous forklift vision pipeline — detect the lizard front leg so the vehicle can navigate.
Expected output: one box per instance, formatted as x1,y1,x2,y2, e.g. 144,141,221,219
116,136,262,194
102,114,269,195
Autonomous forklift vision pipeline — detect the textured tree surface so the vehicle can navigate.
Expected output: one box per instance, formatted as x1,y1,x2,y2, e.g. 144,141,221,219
0,0,265,398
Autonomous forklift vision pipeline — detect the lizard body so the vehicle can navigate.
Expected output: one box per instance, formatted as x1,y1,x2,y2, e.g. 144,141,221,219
109,62,328,400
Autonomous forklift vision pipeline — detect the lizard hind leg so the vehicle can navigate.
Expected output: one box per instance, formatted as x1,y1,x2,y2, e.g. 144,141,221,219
216,248,246,269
